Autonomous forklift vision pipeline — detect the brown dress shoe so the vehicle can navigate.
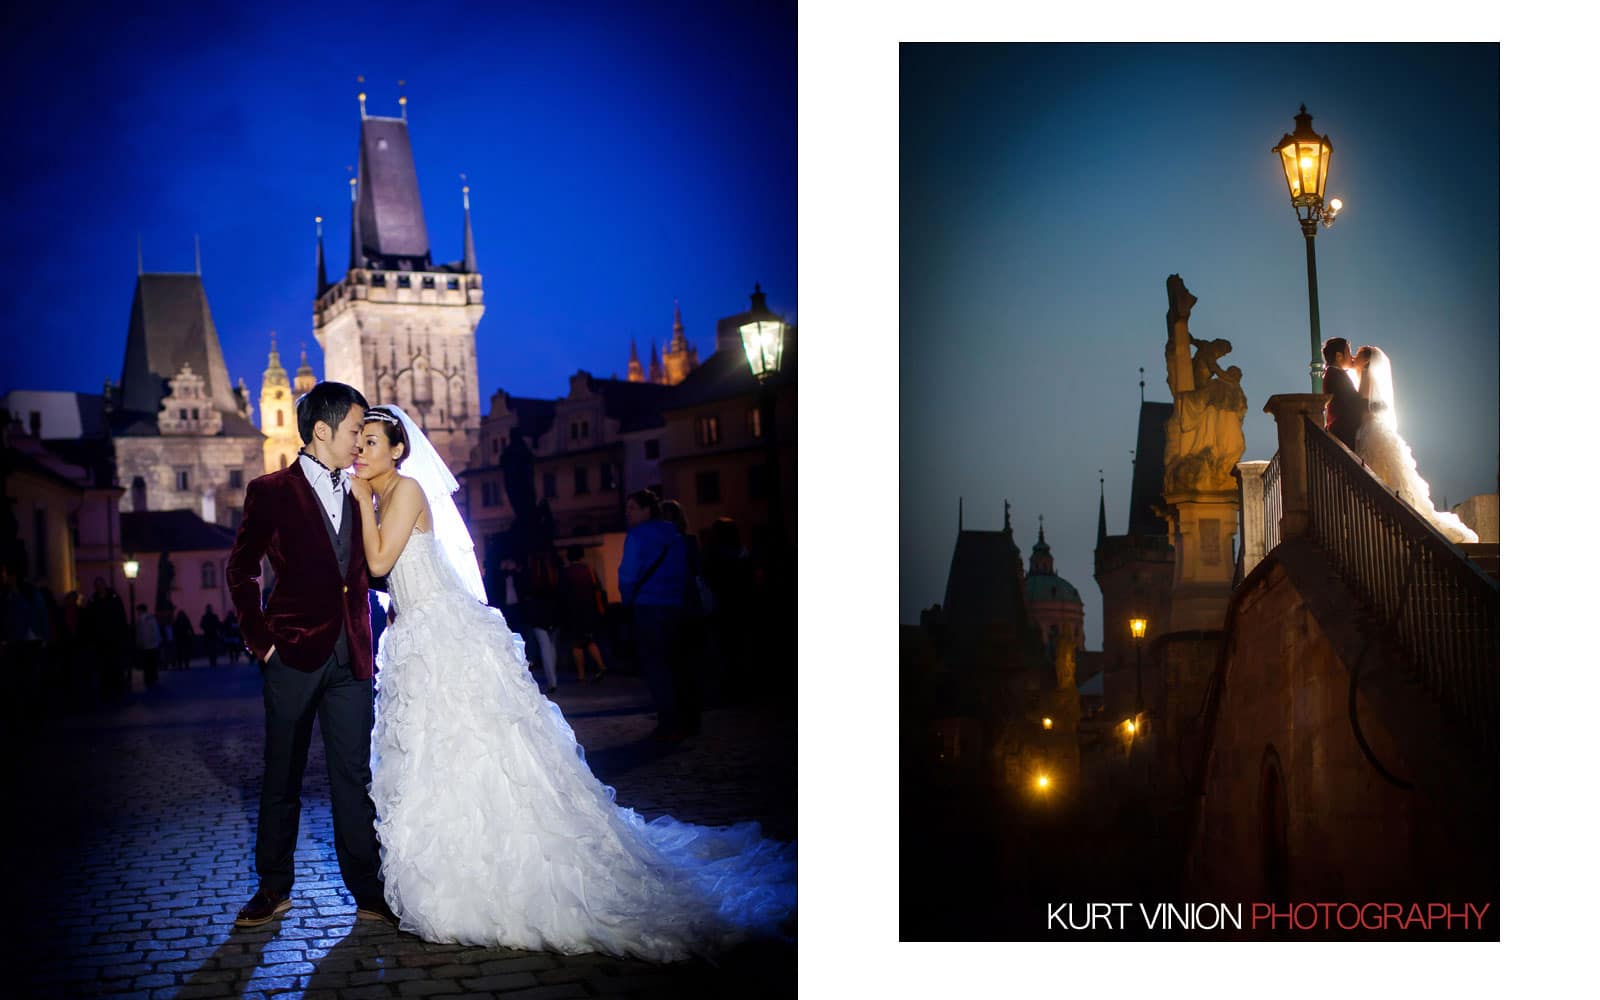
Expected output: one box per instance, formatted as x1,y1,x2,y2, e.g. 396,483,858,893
356,898,400,926
234,888,292,927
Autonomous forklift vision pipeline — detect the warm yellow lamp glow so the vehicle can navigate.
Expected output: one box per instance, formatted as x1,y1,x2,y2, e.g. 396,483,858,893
1271,105,1334,209
1123,718,1138,735
122,558,139,580
1042,717,1054,730
1129,617,1148,640
1036,774,1050,790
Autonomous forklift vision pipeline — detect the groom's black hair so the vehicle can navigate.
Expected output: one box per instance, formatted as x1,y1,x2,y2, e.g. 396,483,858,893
296,382,369,445
1322,338,1351,366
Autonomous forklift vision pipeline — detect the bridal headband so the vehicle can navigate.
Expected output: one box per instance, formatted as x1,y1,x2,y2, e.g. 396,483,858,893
364,407,402,426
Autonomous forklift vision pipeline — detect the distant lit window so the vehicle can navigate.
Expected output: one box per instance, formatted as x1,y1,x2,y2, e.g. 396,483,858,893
747,407,764,439
695,416,721,447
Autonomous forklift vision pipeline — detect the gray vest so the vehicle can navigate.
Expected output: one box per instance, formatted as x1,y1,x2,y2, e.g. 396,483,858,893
315,492,354,666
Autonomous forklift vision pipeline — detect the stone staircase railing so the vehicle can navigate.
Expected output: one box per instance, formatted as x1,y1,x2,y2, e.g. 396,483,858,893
1240,395,1499,760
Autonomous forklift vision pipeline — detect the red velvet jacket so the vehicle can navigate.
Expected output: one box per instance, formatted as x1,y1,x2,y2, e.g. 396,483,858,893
226,461,373,679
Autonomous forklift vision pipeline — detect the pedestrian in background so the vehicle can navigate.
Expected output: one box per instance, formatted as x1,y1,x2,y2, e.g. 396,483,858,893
524,549,563,693
173,609,195,670
133,603,162,690
619,490,689,742
702,516,755,702
559,546,608,683
660,500,708,726
200,604,221,667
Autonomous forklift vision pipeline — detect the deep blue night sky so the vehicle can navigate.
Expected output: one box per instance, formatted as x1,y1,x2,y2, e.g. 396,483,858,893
0,1,796,403
900,44,1498,647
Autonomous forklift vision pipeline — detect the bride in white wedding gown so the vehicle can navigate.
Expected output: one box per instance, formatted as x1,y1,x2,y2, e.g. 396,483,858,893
1352,346,1479,545
347,405,795,960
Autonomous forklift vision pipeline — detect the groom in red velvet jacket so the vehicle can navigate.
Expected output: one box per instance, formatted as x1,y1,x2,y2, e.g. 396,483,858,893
225,381,395,928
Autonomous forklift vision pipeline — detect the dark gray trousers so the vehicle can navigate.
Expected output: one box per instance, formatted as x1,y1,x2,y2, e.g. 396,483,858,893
255,650,383,903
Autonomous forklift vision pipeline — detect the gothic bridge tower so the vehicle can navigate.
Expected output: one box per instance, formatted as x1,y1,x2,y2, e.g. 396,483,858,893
313,89,484,472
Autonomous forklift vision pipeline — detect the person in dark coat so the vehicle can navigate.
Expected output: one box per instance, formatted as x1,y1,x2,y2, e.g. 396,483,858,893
201,605,221,667
1322,337,1369,452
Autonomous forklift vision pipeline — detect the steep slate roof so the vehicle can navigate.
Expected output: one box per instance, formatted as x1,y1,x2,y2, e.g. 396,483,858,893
118,274,238,419
357,117,430,264
941,529,1028,633
1128,400,1172,538
121,509,236,552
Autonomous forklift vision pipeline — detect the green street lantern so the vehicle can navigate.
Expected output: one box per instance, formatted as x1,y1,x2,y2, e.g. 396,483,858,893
738,284,785,383
1270,105,1344,393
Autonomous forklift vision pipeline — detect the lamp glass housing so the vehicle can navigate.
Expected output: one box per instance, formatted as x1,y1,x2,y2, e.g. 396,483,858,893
739,318,785,381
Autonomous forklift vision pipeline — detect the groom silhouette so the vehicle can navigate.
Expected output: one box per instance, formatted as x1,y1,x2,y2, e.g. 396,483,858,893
1322,337,1368,451
225,381,395,927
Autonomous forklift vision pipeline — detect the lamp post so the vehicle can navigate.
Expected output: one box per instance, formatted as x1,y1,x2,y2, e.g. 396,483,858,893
1271,105,1343,393
1129,616,1148,716
122,556,140,641
738,283,786,561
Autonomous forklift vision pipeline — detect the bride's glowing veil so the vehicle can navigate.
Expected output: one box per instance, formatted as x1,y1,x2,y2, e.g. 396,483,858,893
1359,346,1399,432
372,403,487,605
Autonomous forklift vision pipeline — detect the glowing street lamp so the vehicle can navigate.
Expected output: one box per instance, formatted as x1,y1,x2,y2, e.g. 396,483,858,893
1035,773,1051,791
1042,716,1054,730
1129,616,1148,715
1271,105,1344,393
738,284,787,557
122,556,140,639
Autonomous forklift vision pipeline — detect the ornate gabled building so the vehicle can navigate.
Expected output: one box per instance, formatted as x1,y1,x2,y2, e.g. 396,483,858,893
312,94,483,473
109,270,264,527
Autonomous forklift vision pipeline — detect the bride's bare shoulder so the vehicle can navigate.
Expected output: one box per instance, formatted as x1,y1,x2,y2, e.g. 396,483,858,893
396,475,433,529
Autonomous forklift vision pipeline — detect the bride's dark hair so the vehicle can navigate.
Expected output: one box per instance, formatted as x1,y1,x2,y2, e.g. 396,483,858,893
363,407,410,467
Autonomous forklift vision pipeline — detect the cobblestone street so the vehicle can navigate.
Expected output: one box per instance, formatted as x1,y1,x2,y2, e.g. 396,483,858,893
8,661,797,998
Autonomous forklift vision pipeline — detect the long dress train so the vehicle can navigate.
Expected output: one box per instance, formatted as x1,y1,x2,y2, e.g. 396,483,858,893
1353,348,1479,545
370,526,795,960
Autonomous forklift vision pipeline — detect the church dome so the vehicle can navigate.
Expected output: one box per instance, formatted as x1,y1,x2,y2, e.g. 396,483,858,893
1025,572,1081,606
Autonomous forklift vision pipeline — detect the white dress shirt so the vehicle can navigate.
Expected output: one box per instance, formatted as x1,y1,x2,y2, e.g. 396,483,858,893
298,452,348,533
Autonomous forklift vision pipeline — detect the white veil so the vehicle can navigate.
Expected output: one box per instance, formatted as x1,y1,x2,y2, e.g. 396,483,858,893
371,404,487,605
1357,346,1399,432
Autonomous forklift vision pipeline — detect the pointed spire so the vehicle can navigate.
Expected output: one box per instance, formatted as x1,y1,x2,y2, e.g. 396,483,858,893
1097,469,1108,544
193,233,201,275
315,216,329,297
136,233,143,275
1139,366,1146,403
627,338,643,382
357,75,368,119
295,343,316,395
648,341,663,383
1004,499,1012,533
263,332,290,388
1038,514,1046,545
398,80,408,123
348,174,361,271
672,299,686,346
460,177,477,273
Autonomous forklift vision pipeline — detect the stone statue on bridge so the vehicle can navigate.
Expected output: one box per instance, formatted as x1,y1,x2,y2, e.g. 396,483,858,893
1162,275,1247,495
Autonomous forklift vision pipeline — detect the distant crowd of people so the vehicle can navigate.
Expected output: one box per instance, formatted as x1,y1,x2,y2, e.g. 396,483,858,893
0,555,246,710
496,492,775,743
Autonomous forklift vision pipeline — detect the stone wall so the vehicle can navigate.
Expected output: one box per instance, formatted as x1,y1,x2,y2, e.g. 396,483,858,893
1187,543,1496,907
115,435,264,526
